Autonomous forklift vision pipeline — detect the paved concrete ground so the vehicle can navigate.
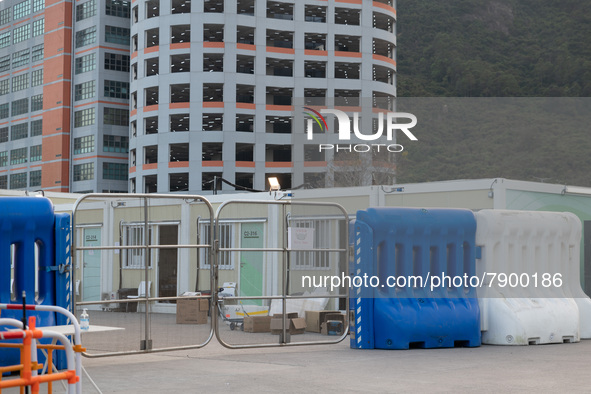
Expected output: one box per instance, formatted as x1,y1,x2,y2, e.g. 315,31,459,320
77,338,591,393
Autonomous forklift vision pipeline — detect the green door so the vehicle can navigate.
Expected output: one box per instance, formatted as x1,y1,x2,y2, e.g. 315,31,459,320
239,222,264,306
82,227,101,301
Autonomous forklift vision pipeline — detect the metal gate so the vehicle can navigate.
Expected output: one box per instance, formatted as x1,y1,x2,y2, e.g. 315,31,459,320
71,194,349,356
72,194,215,357
214,200,349,348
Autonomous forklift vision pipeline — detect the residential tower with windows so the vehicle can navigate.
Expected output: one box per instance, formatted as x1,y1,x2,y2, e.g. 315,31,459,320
0,0,131,192
0,0,396,193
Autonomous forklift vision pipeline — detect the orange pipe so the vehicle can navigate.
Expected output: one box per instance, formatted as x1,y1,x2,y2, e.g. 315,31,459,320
0,316,78,393
0,364,24,373
0,343,24,348
0,369,76,390
47,348,53,393
37,344,65,351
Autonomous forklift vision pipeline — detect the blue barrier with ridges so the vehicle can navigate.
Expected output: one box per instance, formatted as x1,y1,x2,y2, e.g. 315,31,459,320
0,197,60,366
351,207,481,349
54,213,71,369
350,219,375,349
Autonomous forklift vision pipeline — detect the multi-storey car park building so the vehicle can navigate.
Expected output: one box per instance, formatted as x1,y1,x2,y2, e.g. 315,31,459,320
130,0,397,193
0,0,131,193
0,0,396,194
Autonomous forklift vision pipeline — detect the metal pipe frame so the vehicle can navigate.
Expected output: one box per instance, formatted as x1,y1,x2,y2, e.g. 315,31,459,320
71,193,216,357
214,199,350,349
71,194,350,355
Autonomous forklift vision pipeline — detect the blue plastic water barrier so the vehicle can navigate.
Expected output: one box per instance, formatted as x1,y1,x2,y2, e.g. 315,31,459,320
53,212,72,369
0,197,70,367
351,207,481,349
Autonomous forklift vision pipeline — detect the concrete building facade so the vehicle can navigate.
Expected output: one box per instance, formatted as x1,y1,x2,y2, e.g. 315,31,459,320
0,0,131,193
128,0,397,194
0,0,397,194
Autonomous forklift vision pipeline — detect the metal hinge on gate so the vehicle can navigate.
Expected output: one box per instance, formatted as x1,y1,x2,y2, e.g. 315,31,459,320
44,264,71,274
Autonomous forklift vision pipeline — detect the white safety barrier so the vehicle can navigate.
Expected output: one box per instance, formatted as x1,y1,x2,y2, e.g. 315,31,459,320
475,210,591,345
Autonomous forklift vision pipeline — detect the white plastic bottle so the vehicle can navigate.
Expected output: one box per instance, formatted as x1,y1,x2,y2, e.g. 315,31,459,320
80,308,90,331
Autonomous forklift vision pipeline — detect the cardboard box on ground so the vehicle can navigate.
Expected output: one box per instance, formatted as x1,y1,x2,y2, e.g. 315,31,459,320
240,311,347,334
243,316,273,333
270,313,307,335
320,313,346,335
243,286,345,334
305,310,341,333
176,292,209,324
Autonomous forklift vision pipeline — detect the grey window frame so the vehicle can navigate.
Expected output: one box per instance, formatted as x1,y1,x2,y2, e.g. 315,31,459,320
73,135,95,154
11,98,28,117
76,0,96,21
29,145,42,162
106,0,130,18
30,119,42,136
32,18,44,36
31,94,43,112
103,107,129,126
10,172,27,189
75,53,96,74
105,25,130,45
74,107,95,127
11,123,28,140
31,44,43,62
10,147,27,165
31,68,43,87
73,162,95,181
0,79,8,96
12,23,31,44
13,1,30,20
104,53,130,72
29,170,41,187
0,32,10,49
75,26,97,48
103,135,129,153
12,49,30,69
103,162,129,180
74,80,96,101
104,80,129,99
0,55,9,71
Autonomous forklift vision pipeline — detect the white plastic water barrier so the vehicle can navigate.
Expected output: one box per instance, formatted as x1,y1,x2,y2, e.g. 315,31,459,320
475,210,591,345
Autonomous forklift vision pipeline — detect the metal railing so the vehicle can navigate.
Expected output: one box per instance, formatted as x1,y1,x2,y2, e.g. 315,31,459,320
71,194,349,355
72,193,215,357
214,199,349,349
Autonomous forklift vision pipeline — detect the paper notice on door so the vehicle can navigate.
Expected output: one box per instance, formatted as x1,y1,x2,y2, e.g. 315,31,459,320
288,227,314,250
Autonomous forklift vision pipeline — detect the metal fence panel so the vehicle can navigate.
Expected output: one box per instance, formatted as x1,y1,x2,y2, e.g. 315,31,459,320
213,200,349,348
72,194,215,357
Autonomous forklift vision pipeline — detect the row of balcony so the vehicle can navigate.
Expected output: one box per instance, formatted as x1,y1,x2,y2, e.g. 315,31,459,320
132,171,312,193
131,84,393,109
133,166,393,193
135,143,392,166
135,55,394,82
134,165,393,193
135,27,394,57
131,100,395,137
137,0,394,28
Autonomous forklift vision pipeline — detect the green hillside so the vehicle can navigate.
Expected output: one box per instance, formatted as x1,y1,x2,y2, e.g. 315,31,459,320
395,0,591,185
